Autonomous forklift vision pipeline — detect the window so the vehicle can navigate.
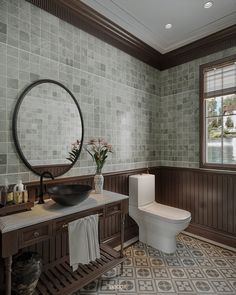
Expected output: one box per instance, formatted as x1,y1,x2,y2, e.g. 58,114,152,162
200,55,236,170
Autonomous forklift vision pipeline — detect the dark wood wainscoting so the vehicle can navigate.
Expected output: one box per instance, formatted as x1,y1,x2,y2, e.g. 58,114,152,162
158,167,236,248
1,164,235,260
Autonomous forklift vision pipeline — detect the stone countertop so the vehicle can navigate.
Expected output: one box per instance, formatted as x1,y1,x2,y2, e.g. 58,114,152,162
0,190,129,233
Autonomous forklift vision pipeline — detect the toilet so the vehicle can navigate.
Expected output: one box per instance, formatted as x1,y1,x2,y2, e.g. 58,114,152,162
129,174,191,253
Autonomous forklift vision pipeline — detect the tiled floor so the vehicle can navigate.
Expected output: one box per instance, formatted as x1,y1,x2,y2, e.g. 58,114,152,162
75,234,236,294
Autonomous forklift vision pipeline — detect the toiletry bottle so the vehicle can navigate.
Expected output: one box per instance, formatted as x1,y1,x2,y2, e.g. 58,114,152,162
23,185,29,203
17,180,24,191
5,179,14,204
14,180,24,204
7,185,14,204
0,180,8,207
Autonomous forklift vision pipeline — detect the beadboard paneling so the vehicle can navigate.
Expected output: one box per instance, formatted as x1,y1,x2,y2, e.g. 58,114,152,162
158,167,236,248
2,166,235,254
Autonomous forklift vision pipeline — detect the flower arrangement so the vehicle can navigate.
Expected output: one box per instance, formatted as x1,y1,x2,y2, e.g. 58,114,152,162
85,138,112,174
67,140,81,163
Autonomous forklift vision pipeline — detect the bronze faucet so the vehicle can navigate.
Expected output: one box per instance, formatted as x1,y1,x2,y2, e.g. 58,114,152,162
38,171,54,204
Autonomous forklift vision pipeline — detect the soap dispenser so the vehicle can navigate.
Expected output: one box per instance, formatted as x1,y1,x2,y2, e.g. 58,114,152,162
14,180,24,204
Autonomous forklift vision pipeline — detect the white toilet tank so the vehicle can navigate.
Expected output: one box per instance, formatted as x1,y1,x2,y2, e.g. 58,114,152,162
129,174,155,207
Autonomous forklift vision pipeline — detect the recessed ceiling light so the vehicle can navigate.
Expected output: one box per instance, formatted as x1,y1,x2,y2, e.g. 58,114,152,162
165,23,172,29
204,1,213,9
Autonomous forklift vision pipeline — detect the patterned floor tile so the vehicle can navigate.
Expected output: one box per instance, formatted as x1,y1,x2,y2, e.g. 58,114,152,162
99,279,118,292
150,257,165,267
165,257,182,267
186,268,205,279
189,249,205,258
195,258,214,267
176,249,191,257
212,258,230,267
181,257,198,267
117,279,136,292
204,249,221,257
124,248,132,257
219,249,236,257
152,267,170,278
203,268,223,279
133,249,147,257
227,258,236,267
137,279,156,292
74,233,236,295
169,268,187,279
220,268,236,279
135,267,152,278
229,280,236,291
156,279,176,293
174,280,195,293
198,241,215,250
123,257,133,267
192,280,214,293
147,246,163,257
211,280,234,293
120,267,134,278
102,267,120,279
176,242,186,250
134,257,149,267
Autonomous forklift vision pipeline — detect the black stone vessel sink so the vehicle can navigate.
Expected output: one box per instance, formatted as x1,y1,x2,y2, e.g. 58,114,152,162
47,184,92,206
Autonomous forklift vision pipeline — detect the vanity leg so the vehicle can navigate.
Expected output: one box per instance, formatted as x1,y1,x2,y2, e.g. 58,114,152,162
5,256,12,295
120,213,125,274
120,213,125,257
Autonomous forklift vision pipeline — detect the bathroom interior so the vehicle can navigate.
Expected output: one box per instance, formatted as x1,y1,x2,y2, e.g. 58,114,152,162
0,0,235,294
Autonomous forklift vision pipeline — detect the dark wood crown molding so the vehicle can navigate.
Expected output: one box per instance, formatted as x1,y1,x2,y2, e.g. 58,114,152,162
26,0,236,70
160,25,236,70
26,0,163,68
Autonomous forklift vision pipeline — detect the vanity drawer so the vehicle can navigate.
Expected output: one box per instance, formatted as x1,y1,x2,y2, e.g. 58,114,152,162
19,223,52,247
105,202,121,216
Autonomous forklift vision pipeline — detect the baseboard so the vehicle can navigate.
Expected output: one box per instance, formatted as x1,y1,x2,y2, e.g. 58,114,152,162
104,225,139,248
115,236,139,251
183,231,236,252
186,223,236,249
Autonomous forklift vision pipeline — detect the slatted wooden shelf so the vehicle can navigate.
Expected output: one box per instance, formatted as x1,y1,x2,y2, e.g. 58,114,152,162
35,244,126,295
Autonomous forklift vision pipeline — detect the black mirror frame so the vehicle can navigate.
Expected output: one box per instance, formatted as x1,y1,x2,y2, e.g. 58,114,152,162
12,79,84,178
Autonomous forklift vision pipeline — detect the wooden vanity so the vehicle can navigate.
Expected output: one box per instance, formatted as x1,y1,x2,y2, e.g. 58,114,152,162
0,190,129,295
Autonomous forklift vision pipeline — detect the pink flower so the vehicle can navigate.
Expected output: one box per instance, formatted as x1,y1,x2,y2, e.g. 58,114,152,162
88,138,97,145
85,138,113,172
107,144,112,152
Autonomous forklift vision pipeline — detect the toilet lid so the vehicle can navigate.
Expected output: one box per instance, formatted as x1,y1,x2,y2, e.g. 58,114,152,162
139,202,191,224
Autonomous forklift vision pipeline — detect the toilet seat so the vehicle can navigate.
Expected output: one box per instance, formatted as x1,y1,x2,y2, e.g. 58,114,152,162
139,202,191,224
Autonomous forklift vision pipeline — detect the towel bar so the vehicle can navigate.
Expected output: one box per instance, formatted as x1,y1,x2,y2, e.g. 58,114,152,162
61,213,104,229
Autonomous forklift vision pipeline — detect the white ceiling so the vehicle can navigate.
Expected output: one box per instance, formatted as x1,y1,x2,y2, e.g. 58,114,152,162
81,0,236,53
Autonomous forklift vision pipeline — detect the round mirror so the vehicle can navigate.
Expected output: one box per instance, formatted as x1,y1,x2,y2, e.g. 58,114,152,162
13,79,84,177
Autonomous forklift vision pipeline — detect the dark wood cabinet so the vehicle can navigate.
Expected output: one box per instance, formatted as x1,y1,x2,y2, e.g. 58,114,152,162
0,193,128,295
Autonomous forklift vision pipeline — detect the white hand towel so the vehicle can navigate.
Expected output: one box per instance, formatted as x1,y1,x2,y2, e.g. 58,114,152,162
69,214,100,271
87,214,100,261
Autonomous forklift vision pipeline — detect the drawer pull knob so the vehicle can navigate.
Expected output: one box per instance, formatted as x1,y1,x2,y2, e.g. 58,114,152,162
33,231,40,238
62,224,68,229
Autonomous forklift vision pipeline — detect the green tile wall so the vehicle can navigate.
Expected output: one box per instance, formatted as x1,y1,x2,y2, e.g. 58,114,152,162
159,47,236,168
0,0,235,185
0,0,160,184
